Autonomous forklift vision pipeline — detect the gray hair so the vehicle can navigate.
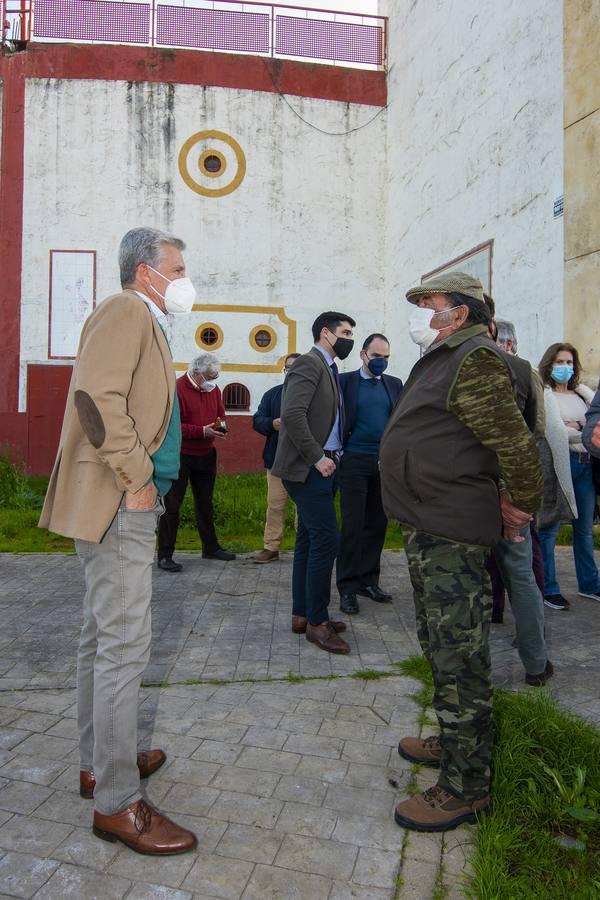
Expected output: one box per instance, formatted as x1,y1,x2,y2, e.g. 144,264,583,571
188,353,220,377
496,319,518,353
119,227,186,287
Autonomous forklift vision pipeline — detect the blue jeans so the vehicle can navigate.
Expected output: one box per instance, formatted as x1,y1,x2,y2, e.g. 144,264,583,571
283,469,339,625
538,452,600,595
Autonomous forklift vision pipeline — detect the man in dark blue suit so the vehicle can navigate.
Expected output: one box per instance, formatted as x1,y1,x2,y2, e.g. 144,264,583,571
252,353,300,562
337,333,402,614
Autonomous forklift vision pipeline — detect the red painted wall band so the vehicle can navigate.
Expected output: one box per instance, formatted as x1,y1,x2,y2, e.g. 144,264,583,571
15,42,387,107
0,53,25,413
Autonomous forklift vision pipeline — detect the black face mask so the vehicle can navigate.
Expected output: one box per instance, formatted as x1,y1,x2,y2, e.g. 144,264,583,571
327,334,354,360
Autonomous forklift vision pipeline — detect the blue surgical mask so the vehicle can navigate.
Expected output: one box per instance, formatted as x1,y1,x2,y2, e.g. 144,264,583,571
366,356,388,376
551,364,574,384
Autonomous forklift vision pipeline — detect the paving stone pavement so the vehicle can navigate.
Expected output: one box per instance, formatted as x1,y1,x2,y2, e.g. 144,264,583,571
0,547,598,899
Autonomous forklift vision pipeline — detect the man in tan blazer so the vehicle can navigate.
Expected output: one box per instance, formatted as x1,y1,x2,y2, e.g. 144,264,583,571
39,227,197,855
272,311,356,655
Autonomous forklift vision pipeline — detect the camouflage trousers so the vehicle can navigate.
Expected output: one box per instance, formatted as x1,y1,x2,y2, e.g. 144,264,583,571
402,526,493,801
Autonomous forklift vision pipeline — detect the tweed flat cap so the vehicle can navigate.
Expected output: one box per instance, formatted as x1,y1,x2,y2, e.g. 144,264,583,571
406,271,484,304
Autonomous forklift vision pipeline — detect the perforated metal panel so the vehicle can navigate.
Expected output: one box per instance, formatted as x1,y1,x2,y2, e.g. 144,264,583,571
34,0,150,44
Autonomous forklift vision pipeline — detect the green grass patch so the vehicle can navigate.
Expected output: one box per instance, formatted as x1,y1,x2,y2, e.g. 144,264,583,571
395,655,435,708
0,451,44,510
0,510,74,553
472,690,600,899
394,655,434,687
351,668,398,681
0,454,590,555
0,462,406,553
402,655,600,898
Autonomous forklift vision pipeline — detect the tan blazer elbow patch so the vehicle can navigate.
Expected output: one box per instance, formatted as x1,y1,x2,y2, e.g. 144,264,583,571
74,390,106,449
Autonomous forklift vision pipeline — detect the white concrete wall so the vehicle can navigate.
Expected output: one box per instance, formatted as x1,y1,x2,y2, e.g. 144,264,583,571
20,78,388,409
19,0,566,408
380,0,564,372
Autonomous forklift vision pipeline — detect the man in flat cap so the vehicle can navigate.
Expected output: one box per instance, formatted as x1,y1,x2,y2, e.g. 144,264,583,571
380,272,542,832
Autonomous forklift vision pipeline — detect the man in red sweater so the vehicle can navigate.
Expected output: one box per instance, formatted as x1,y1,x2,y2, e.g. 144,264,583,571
157,353,236,570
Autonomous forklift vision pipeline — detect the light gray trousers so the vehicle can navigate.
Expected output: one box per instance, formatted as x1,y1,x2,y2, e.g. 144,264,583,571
75,499,162,815
492,526,547,676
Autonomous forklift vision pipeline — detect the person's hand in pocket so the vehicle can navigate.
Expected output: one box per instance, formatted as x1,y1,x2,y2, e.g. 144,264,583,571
125,482,158,511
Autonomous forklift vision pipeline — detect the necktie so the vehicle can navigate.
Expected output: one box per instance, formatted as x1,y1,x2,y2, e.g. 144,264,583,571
330,362,345,439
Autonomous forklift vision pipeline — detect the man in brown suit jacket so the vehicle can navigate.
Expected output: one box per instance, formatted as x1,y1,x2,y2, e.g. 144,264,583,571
39,227,197,856
272,311,356,654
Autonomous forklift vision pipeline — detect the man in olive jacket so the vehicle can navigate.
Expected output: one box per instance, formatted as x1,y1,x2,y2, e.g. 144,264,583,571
39,228,197,856
379,272,542,833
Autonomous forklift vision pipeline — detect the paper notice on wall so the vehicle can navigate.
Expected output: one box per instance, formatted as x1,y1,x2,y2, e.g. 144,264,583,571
422,242,492,295
49,250,96,358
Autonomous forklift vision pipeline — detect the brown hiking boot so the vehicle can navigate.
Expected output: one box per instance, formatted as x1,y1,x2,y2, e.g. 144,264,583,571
394,785,491,832
306,621,350,654
398,735,442,768
292,616,347,635
252,549,279,563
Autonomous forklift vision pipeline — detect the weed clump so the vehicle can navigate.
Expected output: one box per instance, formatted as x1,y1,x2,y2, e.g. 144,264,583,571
0,452,42,510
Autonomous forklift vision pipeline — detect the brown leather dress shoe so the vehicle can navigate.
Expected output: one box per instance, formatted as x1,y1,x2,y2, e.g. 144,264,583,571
292,615,347,635
80,749,167,799
306,621,350,654
93,798,197,855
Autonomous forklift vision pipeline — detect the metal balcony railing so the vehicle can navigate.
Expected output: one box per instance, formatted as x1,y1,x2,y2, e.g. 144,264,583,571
1,0,387,69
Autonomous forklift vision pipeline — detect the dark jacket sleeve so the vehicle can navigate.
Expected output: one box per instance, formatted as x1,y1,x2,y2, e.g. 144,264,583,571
583,384,600,458
253,389,276,436
383,374,403,406
339,372,356,445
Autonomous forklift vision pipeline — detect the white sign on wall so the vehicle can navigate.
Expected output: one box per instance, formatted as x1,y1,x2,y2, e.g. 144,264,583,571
49,250,96,359
422,240,493,295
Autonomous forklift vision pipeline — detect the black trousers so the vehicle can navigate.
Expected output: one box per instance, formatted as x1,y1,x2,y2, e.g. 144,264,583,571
336,451,388,595
157,450,219,558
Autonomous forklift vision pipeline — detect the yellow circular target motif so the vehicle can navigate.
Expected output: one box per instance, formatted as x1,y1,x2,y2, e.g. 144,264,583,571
179,130,246,198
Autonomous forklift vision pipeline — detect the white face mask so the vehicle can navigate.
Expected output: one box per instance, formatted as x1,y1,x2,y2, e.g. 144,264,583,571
186,371,218,391
148,266,196,315
408,305,459,350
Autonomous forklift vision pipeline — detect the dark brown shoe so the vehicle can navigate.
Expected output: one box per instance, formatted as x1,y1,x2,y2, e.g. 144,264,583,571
80,749,167,798
394,785,491,832
252,549,279,563
525,660,554,687
93,799,197,855
292,616,347,635
306,621,350,654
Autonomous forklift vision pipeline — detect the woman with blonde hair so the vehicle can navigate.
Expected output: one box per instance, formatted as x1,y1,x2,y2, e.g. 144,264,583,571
537,342,599,610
